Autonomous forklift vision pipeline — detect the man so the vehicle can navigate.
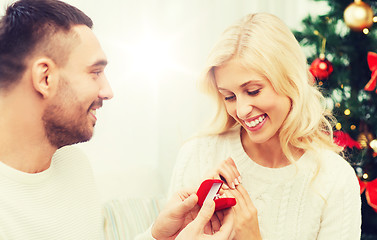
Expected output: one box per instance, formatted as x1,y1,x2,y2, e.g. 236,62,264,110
0,0,233,239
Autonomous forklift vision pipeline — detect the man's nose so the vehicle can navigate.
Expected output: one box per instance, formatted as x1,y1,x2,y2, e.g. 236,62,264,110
99,76,114,100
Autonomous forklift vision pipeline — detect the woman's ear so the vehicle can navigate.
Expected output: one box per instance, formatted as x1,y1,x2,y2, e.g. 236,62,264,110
31,58,57,98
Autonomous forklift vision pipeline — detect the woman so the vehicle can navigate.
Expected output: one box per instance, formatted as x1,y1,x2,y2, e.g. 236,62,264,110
168,13,361,239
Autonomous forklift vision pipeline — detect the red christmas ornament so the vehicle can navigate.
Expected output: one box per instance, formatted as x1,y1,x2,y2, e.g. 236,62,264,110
359,178,377,213
364,51,377,92
309,55,333,80
333,131,362,150
334,131,377,213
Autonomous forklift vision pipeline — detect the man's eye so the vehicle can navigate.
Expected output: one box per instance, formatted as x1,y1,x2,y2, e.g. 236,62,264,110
91,70,104,78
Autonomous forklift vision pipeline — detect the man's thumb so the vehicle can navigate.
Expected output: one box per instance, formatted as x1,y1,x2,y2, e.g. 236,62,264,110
193,199,215,227
176,194,198,217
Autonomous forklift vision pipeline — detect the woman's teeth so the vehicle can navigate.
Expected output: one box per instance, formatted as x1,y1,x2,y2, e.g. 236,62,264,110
244,115,265,128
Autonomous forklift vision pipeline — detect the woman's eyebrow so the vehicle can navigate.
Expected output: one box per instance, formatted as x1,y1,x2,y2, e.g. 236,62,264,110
218,80,263,91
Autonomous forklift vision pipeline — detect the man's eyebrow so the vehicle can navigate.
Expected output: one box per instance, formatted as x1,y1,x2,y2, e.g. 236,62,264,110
88,59,108,68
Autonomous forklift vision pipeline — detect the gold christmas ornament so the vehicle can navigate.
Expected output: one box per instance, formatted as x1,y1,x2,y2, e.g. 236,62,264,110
357,121,375,148
358,133,370,148
343,0,374,31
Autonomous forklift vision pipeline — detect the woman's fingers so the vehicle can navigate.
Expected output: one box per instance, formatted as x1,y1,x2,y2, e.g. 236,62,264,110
203,157,242,191
217,158,241,189
218,164,236,189
228,187,246,214
224,158,242,184
236,184,255,207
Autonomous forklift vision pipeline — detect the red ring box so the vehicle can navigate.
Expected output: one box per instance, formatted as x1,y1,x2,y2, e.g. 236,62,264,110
197,179,236,211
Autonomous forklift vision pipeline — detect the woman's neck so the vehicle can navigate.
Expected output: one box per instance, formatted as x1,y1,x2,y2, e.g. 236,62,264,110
240,127,303,168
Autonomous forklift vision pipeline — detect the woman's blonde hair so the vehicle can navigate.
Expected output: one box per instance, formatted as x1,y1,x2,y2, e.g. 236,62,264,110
199,13,341,164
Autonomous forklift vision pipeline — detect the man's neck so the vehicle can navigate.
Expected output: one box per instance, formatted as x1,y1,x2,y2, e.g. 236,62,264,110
0,86,57,173
0,118,57,173
0,141,57,173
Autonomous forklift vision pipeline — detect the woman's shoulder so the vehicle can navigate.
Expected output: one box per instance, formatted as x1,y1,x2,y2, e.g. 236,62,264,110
319,149,352,169
306,149,359,202
314,149,357,181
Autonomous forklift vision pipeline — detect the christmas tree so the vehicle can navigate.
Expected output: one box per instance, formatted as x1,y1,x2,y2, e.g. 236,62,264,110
293,0,377,238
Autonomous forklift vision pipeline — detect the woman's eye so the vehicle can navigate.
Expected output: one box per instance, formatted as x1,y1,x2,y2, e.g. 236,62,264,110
247,89,260,96
224,95,235,101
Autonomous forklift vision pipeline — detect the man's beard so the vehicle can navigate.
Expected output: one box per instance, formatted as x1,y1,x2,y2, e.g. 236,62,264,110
42,79,95,148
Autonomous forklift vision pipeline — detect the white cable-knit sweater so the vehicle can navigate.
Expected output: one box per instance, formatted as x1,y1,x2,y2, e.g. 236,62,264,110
168,127,361,240
0,146,103,240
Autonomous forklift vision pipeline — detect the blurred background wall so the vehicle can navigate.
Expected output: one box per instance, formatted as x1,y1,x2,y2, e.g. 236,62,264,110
1,0,328,202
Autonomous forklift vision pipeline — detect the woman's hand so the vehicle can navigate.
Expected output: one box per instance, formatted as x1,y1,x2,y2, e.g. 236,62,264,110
204,157,262,239
227,184,262,240
205,157,242,190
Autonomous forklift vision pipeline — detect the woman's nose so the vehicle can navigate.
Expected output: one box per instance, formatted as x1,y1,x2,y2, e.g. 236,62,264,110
236,98,253,119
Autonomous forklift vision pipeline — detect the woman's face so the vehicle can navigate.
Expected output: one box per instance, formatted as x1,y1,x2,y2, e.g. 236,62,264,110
214,59,291,144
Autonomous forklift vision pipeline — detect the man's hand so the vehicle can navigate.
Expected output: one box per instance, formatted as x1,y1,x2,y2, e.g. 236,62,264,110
151,190,199,240
176,199,234,239
151,189,234,240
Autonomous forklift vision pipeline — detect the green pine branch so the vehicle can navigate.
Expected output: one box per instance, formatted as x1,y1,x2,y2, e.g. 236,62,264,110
293,0,377,141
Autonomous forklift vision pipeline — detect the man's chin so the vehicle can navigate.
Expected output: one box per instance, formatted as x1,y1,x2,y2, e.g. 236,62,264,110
56,138,89,149
74,130,94,145
53,130,94,149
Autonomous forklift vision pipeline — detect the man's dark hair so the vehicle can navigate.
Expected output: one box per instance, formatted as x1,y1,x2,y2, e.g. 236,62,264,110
0,0,93,90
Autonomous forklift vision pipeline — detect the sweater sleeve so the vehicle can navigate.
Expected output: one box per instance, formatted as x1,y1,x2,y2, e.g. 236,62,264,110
316,161,361,240
134,225,155,240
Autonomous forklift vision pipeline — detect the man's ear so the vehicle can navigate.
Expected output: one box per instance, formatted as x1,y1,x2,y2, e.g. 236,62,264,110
31,58,58,98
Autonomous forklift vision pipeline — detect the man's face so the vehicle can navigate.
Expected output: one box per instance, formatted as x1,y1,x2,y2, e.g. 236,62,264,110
43,25,113,148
